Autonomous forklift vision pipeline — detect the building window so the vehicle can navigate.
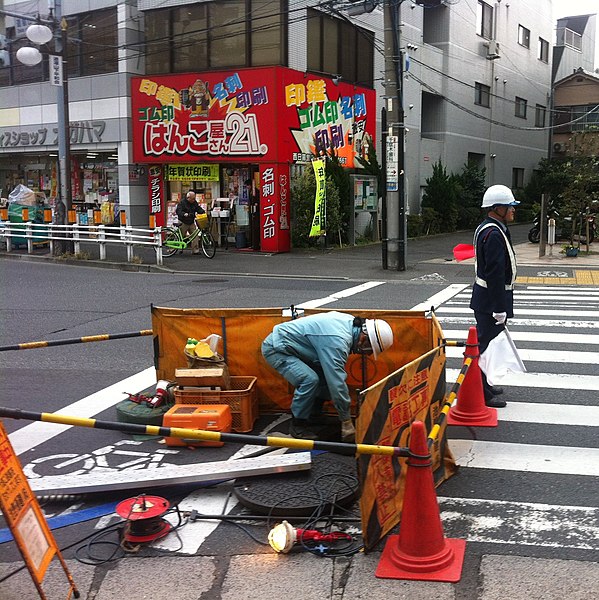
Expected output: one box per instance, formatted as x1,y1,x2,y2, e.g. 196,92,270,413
535,104,546,127
556,27,582,51
571,104,599,132
518,25,530,48
476,1,493,40
475,82,490,107
515,97,527,119
145,1,286,75
538,37,549,62
307,9,374,87
512,168,525,189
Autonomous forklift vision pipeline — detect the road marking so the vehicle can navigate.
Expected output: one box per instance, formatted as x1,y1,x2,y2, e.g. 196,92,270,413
437,306,599,318
410,284,468,311
442,329,599,345
446,345,599,364
516,270,599,286
439,316,599,328
438,497,599,550
446,368,599,390
297,281,385,309
448,439,599,476
496,402,599,426
9,367,157,455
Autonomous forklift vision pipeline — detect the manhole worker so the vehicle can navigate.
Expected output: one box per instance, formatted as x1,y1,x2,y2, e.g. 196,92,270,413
261,311,394,443
470,184,520,408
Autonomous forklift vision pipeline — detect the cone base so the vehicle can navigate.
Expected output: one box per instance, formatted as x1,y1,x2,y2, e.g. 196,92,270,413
447,405,497,427
376,537,466,582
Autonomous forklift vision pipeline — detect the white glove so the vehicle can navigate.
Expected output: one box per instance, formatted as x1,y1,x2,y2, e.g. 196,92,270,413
492,312,507,325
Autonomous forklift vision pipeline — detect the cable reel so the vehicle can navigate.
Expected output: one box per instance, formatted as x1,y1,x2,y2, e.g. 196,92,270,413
115,495,171,545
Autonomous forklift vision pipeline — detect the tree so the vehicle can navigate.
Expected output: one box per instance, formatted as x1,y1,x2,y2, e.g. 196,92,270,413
421,160,460,233
455,162,486,230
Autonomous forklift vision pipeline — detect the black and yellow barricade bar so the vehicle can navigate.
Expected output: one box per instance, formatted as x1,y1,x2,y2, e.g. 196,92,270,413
0,407,412,458
0,329,153,352
428,356,472,447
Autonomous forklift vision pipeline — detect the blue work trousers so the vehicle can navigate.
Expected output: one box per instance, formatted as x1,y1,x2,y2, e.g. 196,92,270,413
261,337,347,420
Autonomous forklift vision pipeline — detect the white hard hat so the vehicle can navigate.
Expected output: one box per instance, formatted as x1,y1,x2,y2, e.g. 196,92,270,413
481,185,520,208
364,319,394,359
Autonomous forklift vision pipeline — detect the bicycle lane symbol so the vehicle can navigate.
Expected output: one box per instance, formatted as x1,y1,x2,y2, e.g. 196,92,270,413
22,440,180,479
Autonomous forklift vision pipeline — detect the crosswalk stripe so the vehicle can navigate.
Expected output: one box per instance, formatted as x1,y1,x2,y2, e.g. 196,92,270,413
438,316,599,328
442,329,599,345
446,368,599,390
437,306,599,318
448,439,599,476
446,345,599,364
438,497,599,551
495,402,599,426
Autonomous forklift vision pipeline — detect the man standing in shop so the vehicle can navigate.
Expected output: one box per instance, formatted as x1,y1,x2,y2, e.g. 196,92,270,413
470,184,519,408
176,191,204,254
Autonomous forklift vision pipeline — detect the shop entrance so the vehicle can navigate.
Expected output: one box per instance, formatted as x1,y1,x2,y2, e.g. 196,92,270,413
221,166,260,250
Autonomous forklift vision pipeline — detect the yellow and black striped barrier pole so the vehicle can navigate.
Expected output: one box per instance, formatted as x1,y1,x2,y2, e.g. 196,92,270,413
0,329,153,352
0,407,411,458
428,356,472,447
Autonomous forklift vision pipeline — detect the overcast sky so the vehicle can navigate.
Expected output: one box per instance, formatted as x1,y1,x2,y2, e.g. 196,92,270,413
553,0,598,68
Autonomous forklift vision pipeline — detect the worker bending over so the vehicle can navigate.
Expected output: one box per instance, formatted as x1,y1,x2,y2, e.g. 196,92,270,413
261,311,394,443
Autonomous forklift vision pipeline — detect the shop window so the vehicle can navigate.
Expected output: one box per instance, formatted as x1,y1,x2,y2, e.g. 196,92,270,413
145,11,172,75
515,96,527,119
476,1,493,40
210,1,246,69
306,8,374,87
172,4,208,73
474,82,490,107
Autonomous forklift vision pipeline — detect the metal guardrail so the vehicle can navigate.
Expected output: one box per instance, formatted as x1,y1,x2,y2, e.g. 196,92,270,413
0,220,165,265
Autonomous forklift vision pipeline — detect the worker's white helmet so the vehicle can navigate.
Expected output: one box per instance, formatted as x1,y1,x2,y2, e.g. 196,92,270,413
364,319,394,359
481,185,520,208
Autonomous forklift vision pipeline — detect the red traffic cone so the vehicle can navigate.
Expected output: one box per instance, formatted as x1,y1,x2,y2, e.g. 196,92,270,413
376,421,465,582
447,326,497,427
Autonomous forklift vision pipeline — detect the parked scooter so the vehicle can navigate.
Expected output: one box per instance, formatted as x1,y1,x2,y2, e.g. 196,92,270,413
528,205,562,243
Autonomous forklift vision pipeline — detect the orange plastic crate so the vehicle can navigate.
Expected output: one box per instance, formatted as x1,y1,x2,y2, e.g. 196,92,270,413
173,376,258,433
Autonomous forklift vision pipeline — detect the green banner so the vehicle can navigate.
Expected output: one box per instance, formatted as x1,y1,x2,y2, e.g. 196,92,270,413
309,158,326,237
165,164,220,181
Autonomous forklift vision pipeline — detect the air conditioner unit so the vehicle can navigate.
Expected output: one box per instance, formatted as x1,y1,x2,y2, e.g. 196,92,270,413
553,142,565,153
486,40,500,59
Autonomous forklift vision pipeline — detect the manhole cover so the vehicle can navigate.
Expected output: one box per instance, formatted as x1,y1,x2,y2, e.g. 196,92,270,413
234,452,359,517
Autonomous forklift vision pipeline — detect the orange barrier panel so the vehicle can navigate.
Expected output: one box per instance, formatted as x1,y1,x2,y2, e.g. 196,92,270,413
152,306,437,415
0,207,8,221
120,210,127,226
21,207,29,221
43,208,52,223
67,209,77,225
93,209,102,225
149,214,156,229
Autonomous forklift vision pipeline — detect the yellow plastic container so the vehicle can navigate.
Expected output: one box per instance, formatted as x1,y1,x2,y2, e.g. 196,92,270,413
196,213,209,229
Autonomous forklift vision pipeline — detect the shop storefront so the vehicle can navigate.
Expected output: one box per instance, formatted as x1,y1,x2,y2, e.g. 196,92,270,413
130,66,376,252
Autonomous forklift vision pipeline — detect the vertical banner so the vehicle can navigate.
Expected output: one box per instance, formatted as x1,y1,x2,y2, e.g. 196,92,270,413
309,158,326,237
148,165,165,227
260,163,290,253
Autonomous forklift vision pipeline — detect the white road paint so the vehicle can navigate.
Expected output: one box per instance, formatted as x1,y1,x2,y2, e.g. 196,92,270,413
439,316,599,329
9,367,157,456
438,497,599,550
409,284,469,311
496,402,599,426
446,345,599,364
448,439,599,477
442,329,599,345
296,281,386,309
446,368,599,390
437,306,599,318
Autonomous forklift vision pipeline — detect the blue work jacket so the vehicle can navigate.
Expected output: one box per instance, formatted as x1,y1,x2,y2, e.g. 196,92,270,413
269,311,361,406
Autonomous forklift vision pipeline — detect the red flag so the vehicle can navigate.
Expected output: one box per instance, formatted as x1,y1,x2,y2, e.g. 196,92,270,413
453,244,475,262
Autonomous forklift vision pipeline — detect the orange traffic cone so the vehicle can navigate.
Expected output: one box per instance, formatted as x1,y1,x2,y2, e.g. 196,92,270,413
447,326,497,427
376,421,466,582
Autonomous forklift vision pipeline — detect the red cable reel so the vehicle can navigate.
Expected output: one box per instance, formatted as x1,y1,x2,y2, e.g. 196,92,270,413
116,495,171,544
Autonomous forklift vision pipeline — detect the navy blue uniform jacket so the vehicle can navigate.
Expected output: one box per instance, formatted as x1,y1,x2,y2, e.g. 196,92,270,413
469,217,516,317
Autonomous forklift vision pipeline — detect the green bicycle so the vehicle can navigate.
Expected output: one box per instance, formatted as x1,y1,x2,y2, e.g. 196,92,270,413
161,219,217,259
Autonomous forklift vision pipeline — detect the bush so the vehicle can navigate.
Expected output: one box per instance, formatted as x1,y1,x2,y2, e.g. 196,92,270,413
421,160,460,232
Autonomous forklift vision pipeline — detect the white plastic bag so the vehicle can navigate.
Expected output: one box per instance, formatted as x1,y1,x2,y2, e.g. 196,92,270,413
478,327,526,386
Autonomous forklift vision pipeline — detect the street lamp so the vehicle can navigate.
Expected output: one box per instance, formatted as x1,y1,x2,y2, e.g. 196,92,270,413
15,14,72,254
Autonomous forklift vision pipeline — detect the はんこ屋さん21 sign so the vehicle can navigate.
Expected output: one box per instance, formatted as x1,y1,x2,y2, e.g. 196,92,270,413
130,66,376,167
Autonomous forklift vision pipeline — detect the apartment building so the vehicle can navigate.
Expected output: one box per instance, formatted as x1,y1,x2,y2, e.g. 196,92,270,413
0,0,554,249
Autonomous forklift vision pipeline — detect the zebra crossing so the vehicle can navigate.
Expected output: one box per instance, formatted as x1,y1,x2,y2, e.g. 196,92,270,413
434,283,599,553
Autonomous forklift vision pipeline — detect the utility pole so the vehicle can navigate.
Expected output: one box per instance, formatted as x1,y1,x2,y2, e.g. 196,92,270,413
383,0,406,271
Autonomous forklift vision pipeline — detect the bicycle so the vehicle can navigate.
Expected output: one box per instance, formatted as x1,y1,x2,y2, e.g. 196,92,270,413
161,214,217,259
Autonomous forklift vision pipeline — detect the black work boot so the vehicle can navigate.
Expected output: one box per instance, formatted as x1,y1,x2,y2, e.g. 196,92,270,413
289,418,319,440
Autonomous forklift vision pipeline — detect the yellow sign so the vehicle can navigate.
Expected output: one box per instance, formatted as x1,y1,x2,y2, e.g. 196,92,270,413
0,421,78,597
309,158,326,237
165,164,219,181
